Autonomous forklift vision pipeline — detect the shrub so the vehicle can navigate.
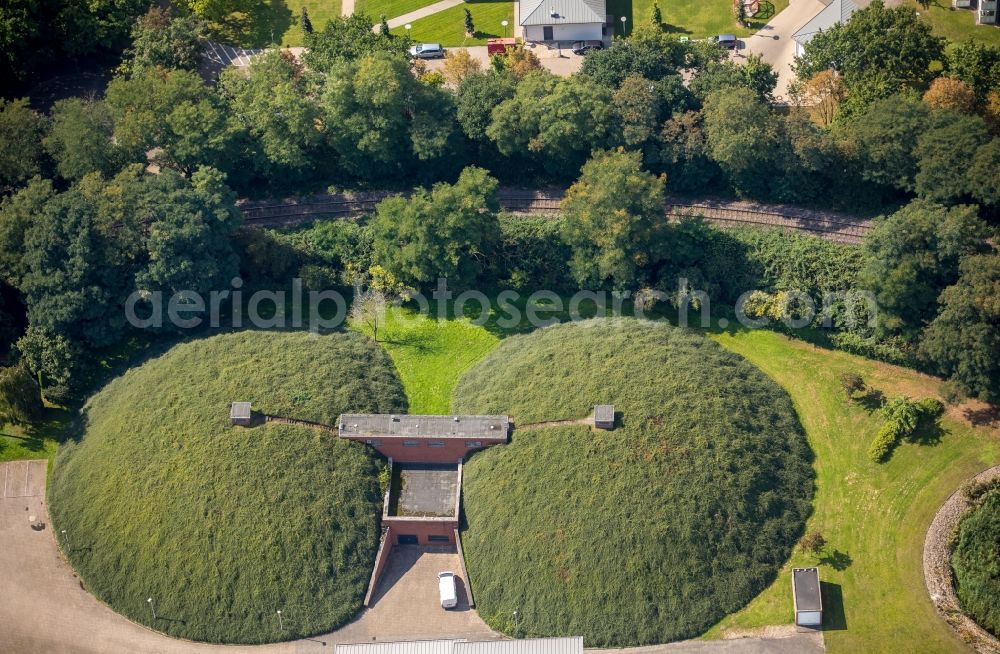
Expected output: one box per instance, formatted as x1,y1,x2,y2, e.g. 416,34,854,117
839,372,865,397
0,360,42,424
868,395,941,463
952,487,1000,636
801,531,827,554
868,421,902,462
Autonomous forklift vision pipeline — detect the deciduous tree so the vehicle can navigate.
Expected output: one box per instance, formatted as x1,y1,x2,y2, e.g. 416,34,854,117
43,98,120,182
0,98,47,192
371,167,500,288
0,361,42,424
922,77,976,115
560,149,668,288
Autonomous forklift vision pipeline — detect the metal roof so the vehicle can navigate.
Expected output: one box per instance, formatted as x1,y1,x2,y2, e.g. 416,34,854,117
337,641,458,654
792,0,859,45
792,567,822,611
457,638,584,654
230,402,252,419
519,0,606,26
337,639,584,654
339,414,510,440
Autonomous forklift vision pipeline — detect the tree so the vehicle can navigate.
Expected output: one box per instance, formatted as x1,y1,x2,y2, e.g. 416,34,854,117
560,149,668,288
920,254,1000,402
43,98,120,182
801,531,827,555
107,67,241,175
0,361,42,424
839,372,865,397
498,45,543,78
321,53,459,181
690,55,777,104
861,200,990,339
0,178,56,286
968,139,1000,208
464,8,475,36
944,40,1000,106
379,14,390,36
121,7,206,75
443,49,482,86
702,88,781,197
833,93,931,193
794,0,944,100
488,72,618,177
580,25,688,88
15,327,82,400
987,91,1000,134
650,2,663,25
614,75,663,151
371,167,500,288
922,77,976,115
304,13,410,70
794,70,847,127
455,71,518,142
220,50,323,182
913,112,991,203
301,6,314,34
658,110,721,193
0,98,47,193
349,265,412,342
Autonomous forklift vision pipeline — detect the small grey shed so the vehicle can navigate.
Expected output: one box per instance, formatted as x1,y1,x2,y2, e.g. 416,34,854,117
792,567,823,627
230,402,252,426
594,405,615,430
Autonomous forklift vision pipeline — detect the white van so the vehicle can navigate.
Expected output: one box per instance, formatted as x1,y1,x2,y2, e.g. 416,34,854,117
438,571,458,609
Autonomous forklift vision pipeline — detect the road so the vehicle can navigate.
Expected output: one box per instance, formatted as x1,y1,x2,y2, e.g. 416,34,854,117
740,0,827,101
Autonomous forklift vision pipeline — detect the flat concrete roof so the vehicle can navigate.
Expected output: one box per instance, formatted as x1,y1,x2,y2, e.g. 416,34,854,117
339,414,510,440
230,402,252,419
594,404,614,422
792,567,822,611
391,464,459,518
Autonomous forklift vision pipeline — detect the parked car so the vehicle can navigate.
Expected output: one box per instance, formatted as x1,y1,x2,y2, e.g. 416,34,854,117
409,43,445,59
438,571,458,609
713,34,738,49
571,40,604,55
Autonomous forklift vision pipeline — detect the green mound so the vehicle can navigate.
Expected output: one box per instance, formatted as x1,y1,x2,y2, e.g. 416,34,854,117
50,331,405,644
953,486,1000,637
454,319,814,646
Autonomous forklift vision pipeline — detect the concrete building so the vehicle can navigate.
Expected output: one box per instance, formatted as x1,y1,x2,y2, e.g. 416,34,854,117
338,414,510,463
229,402,252,426
791,0,860,57
518,0,606,43
792,567,823,627
337,637,584,654
594,404,615,430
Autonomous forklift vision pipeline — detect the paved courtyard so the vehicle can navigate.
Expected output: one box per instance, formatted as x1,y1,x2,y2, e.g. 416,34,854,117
394,464,459,517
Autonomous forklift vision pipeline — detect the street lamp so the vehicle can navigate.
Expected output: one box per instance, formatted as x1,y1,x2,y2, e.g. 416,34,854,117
620,15,627,34
277,610,283,630
501,20,509,37
147,597,157,621
404,23,412,38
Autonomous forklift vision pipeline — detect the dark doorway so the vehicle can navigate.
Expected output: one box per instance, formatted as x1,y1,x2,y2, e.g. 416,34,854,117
398,534,418,545
543,26,554,40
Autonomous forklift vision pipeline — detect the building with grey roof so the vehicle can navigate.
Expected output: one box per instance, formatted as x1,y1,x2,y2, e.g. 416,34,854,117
792,0,859,56
518,0,606,43
337,638,584,654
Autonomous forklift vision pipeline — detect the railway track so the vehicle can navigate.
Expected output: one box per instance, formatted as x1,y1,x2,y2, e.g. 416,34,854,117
239,190,872,244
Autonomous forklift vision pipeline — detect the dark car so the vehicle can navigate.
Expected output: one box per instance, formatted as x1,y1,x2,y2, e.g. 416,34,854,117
571,40,604,55
713,34,738,49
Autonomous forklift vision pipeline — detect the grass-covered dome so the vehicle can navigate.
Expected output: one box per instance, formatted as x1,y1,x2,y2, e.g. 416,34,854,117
952,486,1000,637
50,331,406,644
454,319,813,646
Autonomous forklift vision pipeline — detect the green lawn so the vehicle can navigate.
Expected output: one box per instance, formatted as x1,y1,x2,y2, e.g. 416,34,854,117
351,306,500,413
706,327,1000,653
49,331,406,644
390,0,514,46
456,319,813,646
358,0,443,22
906,0,1000,47
278,0,344,47
607,0,789,38
0,411,65,466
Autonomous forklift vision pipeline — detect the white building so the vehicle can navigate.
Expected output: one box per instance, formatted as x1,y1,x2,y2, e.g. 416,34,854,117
518,0,606,42
792,0,860,57
337,638,584,654
976,0,997,24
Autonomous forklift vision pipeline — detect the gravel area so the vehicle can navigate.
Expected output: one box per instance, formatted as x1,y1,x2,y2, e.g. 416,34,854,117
923,464,1000,654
